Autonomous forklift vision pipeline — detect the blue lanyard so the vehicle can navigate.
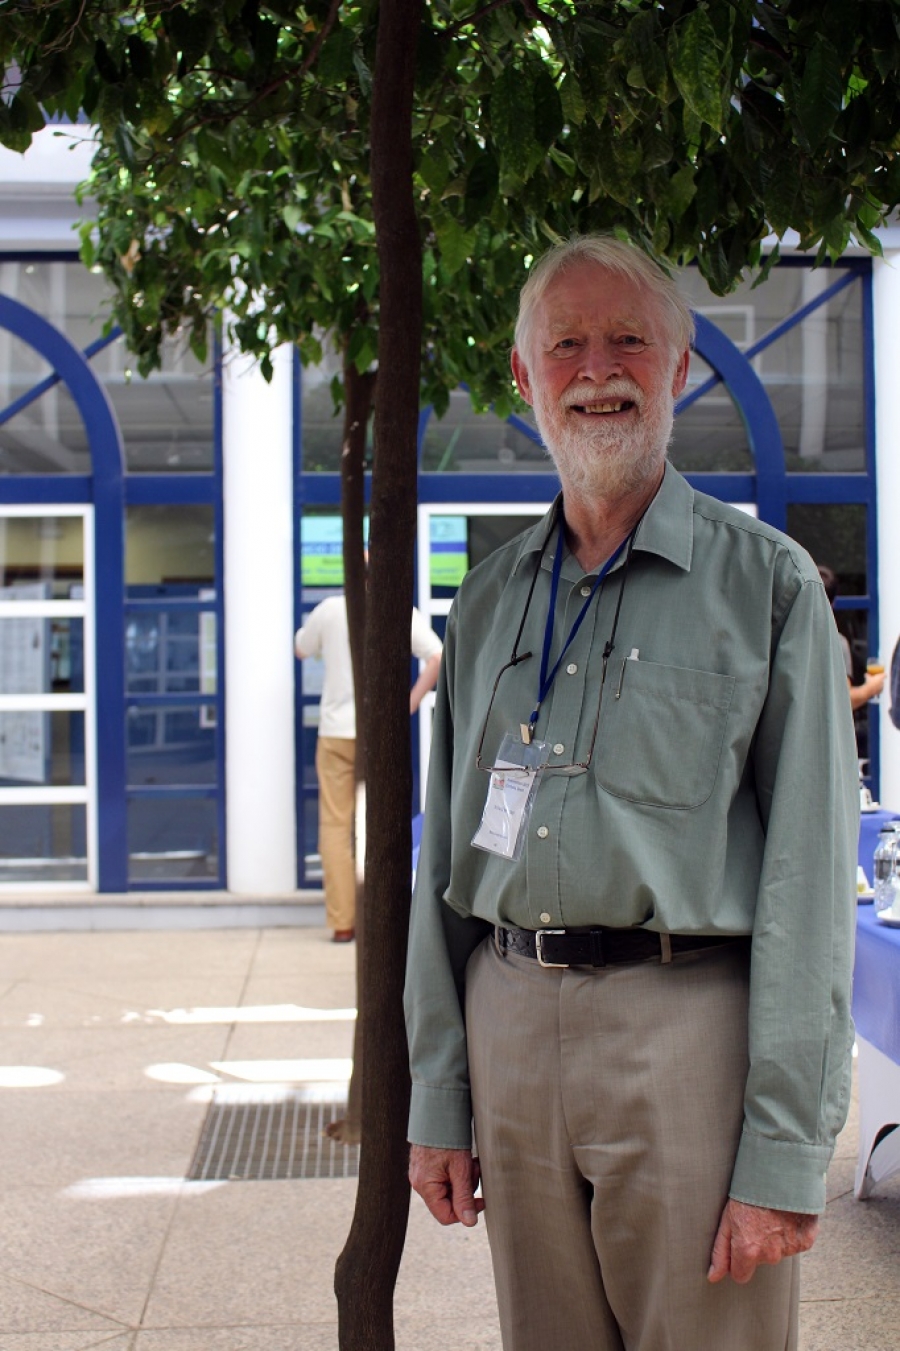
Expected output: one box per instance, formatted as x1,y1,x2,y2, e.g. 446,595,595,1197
526,518,630,739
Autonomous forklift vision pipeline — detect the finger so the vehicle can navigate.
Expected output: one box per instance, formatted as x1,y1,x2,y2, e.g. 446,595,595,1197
707,1211,732,1284
447,1157,481,1227
413,1172,463,1226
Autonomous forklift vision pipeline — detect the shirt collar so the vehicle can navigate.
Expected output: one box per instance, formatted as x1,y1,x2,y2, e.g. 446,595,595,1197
631,462,694,572
510,464,694,577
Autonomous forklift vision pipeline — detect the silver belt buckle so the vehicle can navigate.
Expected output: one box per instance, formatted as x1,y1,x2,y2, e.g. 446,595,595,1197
535,928,568,968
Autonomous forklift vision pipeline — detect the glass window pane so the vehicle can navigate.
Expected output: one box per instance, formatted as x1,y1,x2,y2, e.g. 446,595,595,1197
125,609,213,695
0,711,85,786
301,793,321,883
0,515,84,587
0,803,87,882
98,331,215,473
127,704,216,786
126,505,215,591
679,263,865,474
0,261,214,474
127,796,219,882
786,504,867,595
670,352,753,474
0,617,85,695
420,389,551,474
0,306,91,474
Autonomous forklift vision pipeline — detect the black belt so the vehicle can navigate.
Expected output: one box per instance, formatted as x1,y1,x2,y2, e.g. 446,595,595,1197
496,924,741,969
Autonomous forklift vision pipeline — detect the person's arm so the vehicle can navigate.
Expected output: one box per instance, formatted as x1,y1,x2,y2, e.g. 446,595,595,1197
409,651,441,714
294,605,322,660
849,670,885,712
711,571,858,1282
404,604,492,1208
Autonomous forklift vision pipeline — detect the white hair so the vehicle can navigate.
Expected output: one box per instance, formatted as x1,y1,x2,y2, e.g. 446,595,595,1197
514,234,695,361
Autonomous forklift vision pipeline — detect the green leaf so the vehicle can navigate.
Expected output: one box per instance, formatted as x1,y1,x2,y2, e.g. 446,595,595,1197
797,36,844,152
663,164,697,219
559,73,586,127
435,216,478,277
490,66,538,185
668,9,725,132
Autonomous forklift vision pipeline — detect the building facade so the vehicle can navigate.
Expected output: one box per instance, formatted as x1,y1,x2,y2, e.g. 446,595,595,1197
0,128,896,898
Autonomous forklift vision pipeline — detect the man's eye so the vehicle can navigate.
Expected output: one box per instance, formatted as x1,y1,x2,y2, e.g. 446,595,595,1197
619,335,647,348
555,338,579,350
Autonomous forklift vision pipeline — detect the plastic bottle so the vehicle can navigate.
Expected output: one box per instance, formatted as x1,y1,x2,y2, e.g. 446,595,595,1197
873,824,900,917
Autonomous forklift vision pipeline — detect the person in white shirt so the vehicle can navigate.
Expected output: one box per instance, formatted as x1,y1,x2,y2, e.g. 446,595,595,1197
295,596,442,940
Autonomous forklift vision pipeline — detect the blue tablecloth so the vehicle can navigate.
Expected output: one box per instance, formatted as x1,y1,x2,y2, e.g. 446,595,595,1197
854,905,900,1065
858,808,900,879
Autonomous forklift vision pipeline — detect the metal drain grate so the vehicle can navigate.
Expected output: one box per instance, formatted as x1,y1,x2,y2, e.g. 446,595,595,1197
187,1094,360,1181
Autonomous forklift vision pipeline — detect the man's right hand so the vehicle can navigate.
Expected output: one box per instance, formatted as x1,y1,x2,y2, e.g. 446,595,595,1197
408,1144,485,1227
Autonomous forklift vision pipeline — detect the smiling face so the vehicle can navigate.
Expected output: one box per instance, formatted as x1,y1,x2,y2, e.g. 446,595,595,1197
510,261,690,501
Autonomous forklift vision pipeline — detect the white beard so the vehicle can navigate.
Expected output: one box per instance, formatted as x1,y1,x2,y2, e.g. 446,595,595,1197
532,378,676,502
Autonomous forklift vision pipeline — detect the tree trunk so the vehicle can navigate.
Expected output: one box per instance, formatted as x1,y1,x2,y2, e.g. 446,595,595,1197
340,358,374,1144
334,0,423,1344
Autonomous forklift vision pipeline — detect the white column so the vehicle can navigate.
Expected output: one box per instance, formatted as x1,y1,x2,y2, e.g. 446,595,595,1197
223,342,297,893
872,254,900,808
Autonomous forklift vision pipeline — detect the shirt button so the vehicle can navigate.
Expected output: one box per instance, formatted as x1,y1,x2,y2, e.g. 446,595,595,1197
580,585,591,597
566,663,577,675
553,743,565,755
539,912,551,924
537,825,549,839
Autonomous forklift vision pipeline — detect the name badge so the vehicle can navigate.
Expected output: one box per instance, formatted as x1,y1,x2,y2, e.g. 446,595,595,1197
471,731,549,861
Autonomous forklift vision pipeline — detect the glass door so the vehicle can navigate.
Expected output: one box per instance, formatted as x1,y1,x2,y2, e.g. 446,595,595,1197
0,507,95,888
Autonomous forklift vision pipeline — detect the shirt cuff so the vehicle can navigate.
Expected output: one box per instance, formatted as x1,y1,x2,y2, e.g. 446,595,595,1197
729,1127,833,1214
408,1082,473,1150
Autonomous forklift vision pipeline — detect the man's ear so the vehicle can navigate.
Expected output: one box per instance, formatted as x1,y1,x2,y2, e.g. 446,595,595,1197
672,349,690,398
510,346,534,406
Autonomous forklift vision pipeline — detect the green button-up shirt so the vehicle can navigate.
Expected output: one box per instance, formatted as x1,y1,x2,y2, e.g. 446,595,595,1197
404,464,859,1214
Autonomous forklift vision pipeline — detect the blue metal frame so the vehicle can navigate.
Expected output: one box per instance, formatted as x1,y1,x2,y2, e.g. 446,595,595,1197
0,286,226,890
0,292,128,889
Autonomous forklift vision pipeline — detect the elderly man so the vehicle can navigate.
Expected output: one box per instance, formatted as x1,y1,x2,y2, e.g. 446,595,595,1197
404,235,858,1351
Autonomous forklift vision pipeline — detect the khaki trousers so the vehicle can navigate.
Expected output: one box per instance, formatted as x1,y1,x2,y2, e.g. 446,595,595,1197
315,736,357,932
465,937,799,1351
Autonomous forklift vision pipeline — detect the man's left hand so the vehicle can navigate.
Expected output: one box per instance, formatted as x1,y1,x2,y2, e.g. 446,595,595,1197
707,1198,819,1284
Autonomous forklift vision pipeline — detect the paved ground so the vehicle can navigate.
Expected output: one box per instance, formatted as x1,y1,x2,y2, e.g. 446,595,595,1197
0,907,897,1350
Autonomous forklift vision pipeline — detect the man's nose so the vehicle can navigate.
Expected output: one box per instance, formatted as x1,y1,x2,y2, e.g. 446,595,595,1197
577,339,623,383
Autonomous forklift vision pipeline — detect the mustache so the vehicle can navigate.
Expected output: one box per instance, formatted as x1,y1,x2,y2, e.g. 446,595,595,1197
558,382,644,409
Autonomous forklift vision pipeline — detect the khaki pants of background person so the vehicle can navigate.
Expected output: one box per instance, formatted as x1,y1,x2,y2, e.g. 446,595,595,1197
466,937,799,1351
315,736,357,932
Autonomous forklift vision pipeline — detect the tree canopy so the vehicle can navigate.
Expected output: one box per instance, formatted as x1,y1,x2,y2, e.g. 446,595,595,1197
4,0,900,410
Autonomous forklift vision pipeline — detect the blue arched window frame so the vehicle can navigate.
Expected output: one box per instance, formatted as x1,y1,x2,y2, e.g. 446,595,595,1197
0,258,226,892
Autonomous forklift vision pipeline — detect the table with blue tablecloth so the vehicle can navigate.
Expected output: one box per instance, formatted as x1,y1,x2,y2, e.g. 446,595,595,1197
854,822,900,1198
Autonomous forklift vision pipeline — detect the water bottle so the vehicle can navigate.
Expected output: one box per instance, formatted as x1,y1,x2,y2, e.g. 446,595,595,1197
874,824,900,916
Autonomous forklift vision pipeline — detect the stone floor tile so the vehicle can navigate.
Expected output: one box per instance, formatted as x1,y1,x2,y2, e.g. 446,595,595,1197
0,1090,207,1186
134,1327,333,1350
799,1297,900,1350
141,1180,355,1328
0,1187,178,1328
0,1271,128,1335
0,1336,134,1350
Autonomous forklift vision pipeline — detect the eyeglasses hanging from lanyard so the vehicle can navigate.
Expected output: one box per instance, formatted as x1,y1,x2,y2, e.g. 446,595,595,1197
475,503,639,776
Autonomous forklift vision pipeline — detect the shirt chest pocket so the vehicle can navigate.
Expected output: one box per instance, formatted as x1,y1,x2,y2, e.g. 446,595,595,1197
595,659,735,809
